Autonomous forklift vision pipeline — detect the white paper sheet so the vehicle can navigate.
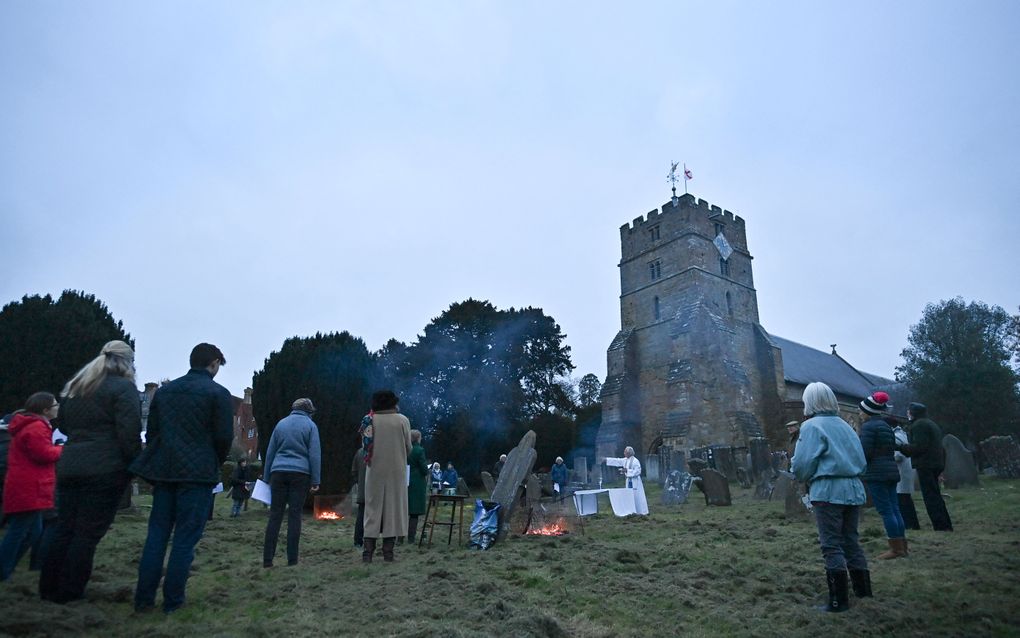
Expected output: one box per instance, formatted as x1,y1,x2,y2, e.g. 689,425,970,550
251,479,272,505
212,482,224,494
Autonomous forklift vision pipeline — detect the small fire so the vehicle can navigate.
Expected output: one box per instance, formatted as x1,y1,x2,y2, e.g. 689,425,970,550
316,511,343,521
527,522,567,536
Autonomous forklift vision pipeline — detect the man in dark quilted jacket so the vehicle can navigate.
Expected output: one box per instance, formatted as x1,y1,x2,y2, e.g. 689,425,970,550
131,343,233,613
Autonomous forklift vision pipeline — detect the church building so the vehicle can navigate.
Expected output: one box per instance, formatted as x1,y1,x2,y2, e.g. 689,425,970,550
596,193,901,463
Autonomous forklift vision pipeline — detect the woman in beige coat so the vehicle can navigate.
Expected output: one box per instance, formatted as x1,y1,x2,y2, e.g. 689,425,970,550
361,390,411,562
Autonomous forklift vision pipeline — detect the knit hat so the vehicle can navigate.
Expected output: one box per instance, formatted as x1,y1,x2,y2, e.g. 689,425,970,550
860,391,890,415
292,398,316,414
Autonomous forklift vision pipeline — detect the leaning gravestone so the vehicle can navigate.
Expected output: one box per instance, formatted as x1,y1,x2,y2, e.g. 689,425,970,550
662,470,695,506
457,477,472,497
491,430,538,540
698,468,732,506
480,471,496,498
979,435,1020,479
687,458,709,477
942,435,980,488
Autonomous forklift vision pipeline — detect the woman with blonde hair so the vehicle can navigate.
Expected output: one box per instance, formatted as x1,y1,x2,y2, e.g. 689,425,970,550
39,340,142,603
791,382,869,612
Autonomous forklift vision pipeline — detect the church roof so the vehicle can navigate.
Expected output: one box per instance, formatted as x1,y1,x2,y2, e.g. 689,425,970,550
769,334,895,400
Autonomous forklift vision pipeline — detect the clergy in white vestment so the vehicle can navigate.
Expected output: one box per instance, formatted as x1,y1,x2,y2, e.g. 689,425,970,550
604,446,649,515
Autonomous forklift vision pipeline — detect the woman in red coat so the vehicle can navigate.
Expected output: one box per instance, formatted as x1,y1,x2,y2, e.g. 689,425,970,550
0,392,63,581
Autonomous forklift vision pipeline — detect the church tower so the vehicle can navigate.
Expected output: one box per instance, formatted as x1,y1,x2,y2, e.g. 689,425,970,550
597,193,784,462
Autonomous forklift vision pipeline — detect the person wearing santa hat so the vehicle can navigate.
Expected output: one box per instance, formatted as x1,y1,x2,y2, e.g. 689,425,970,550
858,391,908,560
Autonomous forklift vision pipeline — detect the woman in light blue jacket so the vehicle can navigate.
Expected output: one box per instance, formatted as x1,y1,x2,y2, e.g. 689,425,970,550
791,382,869,613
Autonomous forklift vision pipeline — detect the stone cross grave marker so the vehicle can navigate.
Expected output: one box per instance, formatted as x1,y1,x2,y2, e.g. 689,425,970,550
480,471,496,498
698,468,732,506
942,434,980,488
490,430,538,540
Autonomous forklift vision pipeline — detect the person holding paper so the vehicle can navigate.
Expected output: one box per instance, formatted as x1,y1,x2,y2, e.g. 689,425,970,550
551,457,568,496
261,398,321,568
604,447,648,515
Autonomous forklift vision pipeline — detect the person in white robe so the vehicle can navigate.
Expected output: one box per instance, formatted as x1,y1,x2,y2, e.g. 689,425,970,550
604,446,649,515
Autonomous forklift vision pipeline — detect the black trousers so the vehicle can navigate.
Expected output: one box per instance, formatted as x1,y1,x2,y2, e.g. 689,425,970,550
354,503,365,546
897,493,921,530
39,471,129,602
263,472,310,566
917,468,953,531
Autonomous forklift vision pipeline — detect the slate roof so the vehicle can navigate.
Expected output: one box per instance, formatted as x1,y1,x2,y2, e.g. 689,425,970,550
768,333,895,401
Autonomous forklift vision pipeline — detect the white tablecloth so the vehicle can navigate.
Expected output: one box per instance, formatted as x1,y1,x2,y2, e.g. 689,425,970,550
572,488,638,517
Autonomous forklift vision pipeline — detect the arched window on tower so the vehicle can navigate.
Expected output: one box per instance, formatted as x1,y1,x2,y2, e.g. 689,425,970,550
654,296,661,320
726,291,733,317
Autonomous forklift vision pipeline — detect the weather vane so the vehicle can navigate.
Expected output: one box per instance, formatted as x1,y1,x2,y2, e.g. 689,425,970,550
667,161,693,206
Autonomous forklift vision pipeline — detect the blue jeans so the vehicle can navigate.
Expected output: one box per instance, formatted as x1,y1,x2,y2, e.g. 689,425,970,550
263,471,309,566
813,502,868,571
866,480,905,539
0,511,42,580
134,483,213,612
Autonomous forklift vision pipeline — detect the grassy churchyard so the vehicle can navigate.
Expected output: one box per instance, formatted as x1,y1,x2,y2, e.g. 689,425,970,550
1,480,1018,638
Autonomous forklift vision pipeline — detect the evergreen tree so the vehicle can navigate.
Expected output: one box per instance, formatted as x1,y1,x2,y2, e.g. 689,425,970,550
0,291,133,411
252,332,377,496
897,297,1020,446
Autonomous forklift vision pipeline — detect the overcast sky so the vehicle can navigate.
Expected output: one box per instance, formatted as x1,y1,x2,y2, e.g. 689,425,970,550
2,1,1018,397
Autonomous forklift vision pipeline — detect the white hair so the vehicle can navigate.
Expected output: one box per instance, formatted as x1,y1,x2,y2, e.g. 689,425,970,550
802,382,839,417
555,456,563,463
624,446,635,456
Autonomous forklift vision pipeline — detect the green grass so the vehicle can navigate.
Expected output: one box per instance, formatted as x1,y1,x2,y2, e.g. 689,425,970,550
1,480,1018,637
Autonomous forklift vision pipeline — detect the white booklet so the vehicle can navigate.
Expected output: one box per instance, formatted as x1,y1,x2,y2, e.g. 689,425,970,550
251,479,272,505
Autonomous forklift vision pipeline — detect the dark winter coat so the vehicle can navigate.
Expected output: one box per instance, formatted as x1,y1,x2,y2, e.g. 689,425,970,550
442,468,459,489
351,448,366,505
407,443,428,516
900,418,945,471
858,416,900,483
130,369,234,485
230,463,250,500
3,413,63,514
551,462,568,487
57,375,142,479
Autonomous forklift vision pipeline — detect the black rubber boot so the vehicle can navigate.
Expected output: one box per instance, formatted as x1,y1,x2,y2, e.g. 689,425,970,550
819,569,850,612
408,516,419,544
849,569,872,598
382,537,395,562
362,538,376,563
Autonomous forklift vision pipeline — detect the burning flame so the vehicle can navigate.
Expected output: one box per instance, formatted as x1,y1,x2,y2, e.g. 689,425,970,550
316,511,343,521
527,522,567,536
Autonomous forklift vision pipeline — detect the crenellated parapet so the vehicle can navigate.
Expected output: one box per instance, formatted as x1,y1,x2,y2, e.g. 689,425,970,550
619,194,745,236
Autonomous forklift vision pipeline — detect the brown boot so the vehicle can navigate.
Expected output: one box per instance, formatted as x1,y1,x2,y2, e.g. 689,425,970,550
877,538,907,559
362,538,376,563
382,537,395,562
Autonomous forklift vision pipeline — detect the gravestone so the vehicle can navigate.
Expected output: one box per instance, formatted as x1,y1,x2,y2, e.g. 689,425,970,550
697,468,731,506
773,472,809,518
491,430,538,540
457,477,471,497
646,455,660,483
979,435,1020,479
574,457,589,487
526,473,542,507
753,470,775,500
735,466,752,489
942,435,979,488
687,457,708,477
662,470,695,506
748,438,772,478
480,471,496,498
710,446,738,482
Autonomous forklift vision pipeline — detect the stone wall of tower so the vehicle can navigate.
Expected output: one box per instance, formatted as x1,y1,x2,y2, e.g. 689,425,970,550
598,194,784,463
